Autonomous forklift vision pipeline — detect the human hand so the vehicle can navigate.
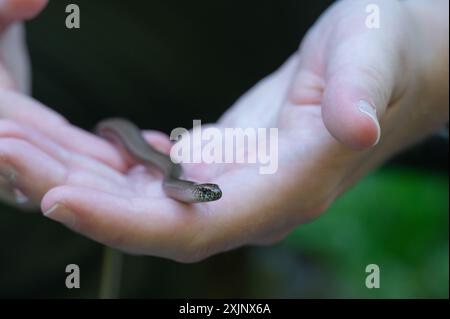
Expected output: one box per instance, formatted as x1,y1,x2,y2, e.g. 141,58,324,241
0,1,128,210
26,0,450,262
1,0,48,205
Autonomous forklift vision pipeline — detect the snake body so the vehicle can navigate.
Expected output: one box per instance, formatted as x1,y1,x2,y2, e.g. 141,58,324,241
95,118,222,203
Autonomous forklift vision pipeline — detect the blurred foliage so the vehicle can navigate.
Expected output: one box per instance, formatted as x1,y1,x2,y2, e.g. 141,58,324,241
246,167,448,298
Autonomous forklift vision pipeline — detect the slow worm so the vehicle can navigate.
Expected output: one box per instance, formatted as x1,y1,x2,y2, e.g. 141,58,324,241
95,118,222,203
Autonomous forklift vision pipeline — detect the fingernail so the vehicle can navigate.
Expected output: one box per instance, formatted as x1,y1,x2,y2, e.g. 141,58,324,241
358,100,381,146
0,162,18,183
44,204,77,229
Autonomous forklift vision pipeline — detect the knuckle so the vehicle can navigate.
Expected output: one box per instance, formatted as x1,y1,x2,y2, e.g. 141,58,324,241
0,138,31,161
0,119,27,138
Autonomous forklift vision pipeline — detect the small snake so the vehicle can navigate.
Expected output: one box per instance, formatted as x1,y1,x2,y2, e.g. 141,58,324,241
95,118,222,203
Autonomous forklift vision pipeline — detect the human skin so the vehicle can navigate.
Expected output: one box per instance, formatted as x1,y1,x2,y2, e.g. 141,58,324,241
0,0,448,262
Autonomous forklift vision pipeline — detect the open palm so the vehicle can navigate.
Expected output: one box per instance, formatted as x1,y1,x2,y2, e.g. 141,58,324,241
2,0,447,262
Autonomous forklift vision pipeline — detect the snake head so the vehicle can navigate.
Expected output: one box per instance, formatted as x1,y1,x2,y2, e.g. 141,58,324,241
193,183,222,202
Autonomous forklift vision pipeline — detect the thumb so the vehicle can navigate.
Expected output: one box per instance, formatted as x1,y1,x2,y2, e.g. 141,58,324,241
321,38,397,149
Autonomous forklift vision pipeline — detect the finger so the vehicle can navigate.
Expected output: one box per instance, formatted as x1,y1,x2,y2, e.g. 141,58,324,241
291,2,404,149
0,175,20,205
0,121,128,193
0,137,66,202
0,0,47,22
1,23,32,92
0,176,37,209
0,89,127,170
0,65,14,90
320,35,394,149
293,38,391,150
41,185,200,260
318,6,406,150
288,68,324,106
288,27,325,106
0,119,128,185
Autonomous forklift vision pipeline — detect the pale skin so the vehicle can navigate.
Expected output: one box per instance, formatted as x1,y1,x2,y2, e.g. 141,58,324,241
0,0,448,262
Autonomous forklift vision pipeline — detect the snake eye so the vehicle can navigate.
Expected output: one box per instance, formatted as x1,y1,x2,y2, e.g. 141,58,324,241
194,184,222,202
